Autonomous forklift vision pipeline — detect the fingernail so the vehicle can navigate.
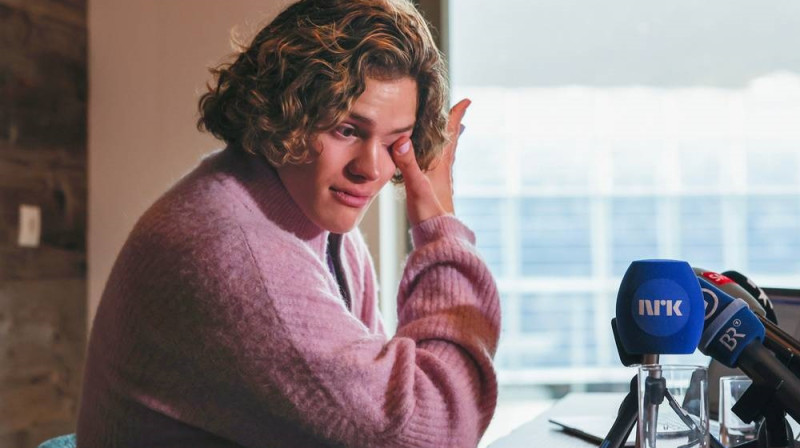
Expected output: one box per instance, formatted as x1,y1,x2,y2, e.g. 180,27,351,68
459,124,466,136
397,141,411,155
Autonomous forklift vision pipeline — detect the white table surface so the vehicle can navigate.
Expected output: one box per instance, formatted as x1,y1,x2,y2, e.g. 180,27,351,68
489,392,627,448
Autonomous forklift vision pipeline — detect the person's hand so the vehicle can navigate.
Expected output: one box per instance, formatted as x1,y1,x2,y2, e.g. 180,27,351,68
390,99,470,226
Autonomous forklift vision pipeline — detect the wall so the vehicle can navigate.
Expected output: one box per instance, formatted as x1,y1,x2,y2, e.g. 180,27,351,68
0,0,87,446
88,0,293,322
87,0,427,326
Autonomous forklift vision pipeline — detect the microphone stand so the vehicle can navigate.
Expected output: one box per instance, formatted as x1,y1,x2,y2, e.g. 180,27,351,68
644,373,707,448
729,382,797,448
600,319,640,448
601,374,639,448
736,314,800,447
603,319,724,448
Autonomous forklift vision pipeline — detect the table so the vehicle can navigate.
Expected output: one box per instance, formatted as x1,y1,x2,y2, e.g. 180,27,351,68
489,392,800,447
488,392,627,448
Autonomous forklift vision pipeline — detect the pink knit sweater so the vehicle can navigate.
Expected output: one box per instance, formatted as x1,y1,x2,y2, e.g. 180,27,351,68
77,147,501,447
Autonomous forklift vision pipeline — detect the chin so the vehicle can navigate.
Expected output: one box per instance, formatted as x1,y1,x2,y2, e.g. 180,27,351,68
323,223,358,234
319,214,362,234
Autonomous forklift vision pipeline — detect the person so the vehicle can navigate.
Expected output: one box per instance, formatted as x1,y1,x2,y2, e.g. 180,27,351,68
76,0,501,447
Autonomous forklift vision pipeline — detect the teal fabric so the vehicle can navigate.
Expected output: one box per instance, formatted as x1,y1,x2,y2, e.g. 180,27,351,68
38,434,76,448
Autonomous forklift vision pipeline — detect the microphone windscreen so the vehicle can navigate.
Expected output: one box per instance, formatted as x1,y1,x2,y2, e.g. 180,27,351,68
693,267,766,318
697,277,735,324
722,270,778,324
616,259,705,355
697,279,766,367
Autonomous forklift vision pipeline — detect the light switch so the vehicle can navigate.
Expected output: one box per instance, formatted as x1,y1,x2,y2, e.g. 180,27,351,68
18,204,41,248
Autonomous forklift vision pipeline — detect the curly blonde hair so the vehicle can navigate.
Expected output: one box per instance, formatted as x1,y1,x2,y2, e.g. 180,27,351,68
197,0,449,182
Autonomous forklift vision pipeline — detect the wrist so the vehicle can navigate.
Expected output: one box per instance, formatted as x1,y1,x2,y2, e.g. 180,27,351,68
409,214,475,248
407,202,448,226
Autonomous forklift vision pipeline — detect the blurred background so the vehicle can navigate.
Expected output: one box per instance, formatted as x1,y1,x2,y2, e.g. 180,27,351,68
446,1,800,444
2,1,800,447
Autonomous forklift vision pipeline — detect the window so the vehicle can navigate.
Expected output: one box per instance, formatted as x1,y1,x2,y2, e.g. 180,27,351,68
448,0,800,387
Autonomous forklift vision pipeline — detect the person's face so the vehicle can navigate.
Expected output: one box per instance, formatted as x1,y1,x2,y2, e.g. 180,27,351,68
276,76,418,233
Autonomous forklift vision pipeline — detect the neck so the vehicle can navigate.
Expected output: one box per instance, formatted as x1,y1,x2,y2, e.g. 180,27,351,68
215,147,330,256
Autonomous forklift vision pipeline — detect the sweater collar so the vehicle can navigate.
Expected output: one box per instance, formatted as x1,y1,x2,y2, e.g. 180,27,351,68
216,146,330,258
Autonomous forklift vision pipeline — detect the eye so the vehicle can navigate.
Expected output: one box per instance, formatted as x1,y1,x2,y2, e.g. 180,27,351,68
334,124,358,139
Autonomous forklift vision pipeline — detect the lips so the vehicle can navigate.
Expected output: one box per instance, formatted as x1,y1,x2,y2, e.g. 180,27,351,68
330,187,372,208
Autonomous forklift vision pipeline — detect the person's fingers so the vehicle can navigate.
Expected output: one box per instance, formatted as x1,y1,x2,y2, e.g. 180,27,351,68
447,99,471,138
390,137,425,186
390,137,446,224
446,99,470,148
431,99,471,170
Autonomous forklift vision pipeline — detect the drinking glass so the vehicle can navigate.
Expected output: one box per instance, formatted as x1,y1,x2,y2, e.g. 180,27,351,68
638,364,710,448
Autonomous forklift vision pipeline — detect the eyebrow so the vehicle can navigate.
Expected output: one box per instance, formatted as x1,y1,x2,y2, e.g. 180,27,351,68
349,112,415,135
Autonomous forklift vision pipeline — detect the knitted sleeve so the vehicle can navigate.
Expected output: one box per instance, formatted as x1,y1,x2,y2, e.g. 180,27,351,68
98,209,500,447
394,215,502,445
344,216,500,446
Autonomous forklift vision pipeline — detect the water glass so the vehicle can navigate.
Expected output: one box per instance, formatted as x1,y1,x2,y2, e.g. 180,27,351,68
719,375,758,447
638,364,710,448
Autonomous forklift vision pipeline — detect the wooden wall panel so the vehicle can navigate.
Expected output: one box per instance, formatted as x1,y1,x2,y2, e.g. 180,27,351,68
0,0,87,446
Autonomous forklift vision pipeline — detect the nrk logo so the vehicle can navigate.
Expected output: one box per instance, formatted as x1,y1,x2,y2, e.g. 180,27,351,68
638,299,683,316
631,280,691,336
700,271,733,286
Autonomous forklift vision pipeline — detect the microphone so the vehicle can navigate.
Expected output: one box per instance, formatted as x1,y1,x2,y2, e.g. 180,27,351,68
692,267,767,317
699,272,800,448
722,270,778,324
694,268,800,375
696,277,800,421
696,276,765,366
611,259,705,448
616,260,705,358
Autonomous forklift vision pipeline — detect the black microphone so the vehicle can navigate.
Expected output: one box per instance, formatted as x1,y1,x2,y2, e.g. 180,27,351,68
693,268,768,317
695,268,800,376
722,270,778,324
697,277,800,422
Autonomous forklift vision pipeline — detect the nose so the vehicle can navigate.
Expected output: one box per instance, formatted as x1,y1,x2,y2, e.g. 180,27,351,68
347,138,383,182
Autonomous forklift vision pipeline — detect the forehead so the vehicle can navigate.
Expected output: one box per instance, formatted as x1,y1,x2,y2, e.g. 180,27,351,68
349,77,418,128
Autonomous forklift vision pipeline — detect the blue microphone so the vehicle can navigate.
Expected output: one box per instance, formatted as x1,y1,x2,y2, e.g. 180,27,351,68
716,268,800,374
609,260,705,448
696,268,800,373
693,268,767,318
696,277,766,367
616,259,705,357
696,277,800,421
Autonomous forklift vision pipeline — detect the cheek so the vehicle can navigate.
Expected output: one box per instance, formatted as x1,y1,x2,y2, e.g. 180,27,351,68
378,150,397,183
